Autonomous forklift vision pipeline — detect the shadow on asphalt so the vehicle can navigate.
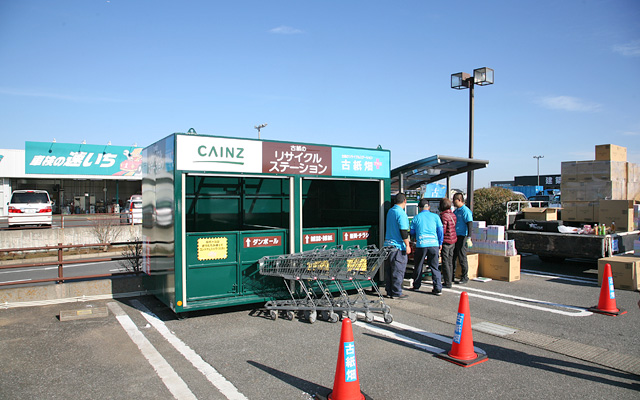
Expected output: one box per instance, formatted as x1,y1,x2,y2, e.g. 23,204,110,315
247,360,330,398
363,329,640,391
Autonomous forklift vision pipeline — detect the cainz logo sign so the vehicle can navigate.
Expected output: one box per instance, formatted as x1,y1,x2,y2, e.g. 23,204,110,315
176,135,262,173
197,145,245,165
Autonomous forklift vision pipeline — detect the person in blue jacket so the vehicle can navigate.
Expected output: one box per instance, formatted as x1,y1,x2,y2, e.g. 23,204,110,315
384,193,411,299
452,192,474,284
408,199,444,295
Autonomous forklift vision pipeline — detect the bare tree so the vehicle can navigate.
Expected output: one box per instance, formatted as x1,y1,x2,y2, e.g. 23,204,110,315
119,236,142,272
90,215,122,249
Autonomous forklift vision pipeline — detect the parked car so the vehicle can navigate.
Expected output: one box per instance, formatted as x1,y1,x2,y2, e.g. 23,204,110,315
528,194,562,208
121,195,143,224
7,190,53,227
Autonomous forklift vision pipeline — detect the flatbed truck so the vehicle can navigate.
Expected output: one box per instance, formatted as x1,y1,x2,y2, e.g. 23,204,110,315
505,201,639,262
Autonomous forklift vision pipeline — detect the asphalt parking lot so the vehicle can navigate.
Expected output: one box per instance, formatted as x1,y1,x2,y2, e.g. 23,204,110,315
1,255,639,400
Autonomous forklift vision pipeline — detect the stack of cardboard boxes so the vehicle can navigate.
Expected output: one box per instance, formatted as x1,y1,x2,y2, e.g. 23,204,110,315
561,144,640,227
562,144,640,291
457,221,520,282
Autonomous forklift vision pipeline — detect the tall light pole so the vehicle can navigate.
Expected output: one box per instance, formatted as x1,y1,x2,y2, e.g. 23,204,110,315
254,123,267,139
451,67,494,212
533,155,544,186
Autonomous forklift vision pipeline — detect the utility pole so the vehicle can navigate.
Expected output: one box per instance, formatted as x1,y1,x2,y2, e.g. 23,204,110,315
533,155,544,186
254,124,267,139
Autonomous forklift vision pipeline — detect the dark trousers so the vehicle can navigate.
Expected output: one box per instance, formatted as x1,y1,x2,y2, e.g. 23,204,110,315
384,247,407,297
452,236,468,281
412,246,441,291
440,242,455,287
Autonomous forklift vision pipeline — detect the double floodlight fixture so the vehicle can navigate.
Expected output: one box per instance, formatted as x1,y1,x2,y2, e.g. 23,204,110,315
451,67,494,90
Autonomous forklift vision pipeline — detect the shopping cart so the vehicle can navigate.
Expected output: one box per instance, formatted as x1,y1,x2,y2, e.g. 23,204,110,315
259,245,393,324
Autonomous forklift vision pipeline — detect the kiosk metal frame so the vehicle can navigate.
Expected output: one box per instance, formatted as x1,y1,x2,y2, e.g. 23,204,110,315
141,133,391,313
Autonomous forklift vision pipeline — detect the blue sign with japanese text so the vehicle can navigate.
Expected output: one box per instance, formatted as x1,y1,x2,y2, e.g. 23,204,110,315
25,141,143,176
453,312,464,344
343,341,358,382
331,147,390,179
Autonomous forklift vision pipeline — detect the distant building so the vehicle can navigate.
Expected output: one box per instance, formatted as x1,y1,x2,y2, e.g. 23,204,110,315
0,141,143,216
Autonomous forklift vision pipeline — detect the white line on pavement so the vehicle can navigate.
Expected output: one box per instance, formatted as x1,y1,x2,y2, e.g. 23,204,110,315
521,269,598,284
107,302,197,400
355,316,486,355
131,299,249,400
444,286,593,317
0,278,32,284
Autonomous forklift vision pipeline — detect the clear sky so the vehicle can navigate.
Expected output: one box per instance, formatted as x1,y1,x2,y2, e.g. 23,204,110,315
1,0,639,190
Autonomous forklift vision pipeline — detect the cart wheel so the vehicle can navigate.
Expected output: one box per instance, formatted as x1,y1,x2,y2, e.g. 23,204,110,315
383,313,393,324
348,311,357,323
383,305,391,313
285,311,295,321
308,310,317,324
328,312,339,323
365,312,374,323
269,310,278,321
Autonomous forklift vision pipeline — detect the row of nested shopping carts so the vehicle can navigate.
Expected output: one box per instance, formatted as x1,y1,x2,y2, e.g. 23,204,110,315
258,245,393,324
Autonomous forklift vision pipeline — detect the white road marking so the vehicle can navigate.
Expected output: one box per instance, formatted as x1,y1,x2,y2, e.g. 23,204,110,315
355,316,486,355
1,278,32,284
107,302,197,400
521,269,598,284
131,300,249,400
444,286,593,317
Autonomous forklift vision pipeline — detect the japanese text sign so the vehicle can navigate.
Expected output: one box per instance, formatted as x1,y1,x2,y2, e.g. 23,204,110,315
25,141,143,176
243,236,282,248
331,147,390,178
262,142,331,175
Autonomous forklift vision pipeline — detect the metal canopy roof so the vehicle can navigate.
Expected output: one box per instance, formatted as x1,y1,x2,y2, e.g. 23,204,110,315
390,155,489,192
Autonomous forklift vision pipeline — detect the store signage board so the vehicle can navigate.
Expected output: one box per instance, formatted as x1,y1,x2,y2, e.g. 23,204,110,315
25,141,143,176
331,147,390,179
175,134,389,179
176,135,262,173
262,141,332,175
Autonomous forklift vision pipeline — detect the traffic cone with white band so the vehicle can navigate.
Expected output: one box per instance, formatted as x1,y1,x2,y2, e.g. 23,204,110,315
437,291,488,367
589,263,627,316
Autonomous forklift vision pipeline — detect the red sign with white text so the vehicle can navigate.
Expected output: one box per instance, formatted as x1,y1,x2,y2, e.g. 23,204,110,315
342,231,370,241
243,236,282,248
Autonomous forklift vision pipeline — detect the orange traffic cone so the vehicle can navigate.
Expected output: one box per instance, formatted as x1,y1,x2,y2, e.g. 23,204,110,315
328,318,365,400
588,263,627,316
437,291,488,367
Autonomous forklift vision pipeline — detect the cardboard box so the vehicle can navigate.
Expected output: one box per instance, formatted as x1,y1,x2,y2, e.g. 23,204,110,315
471,228,487,241
479,254,521,282
597,255,640,291
561,202,578,221
485,225,505,241
456,253,479,280
591,161,627,181
560,181,585,202
595,144,627,162
576,202,598,222
598,200,636,232
522,207,558,221
561,161,579,182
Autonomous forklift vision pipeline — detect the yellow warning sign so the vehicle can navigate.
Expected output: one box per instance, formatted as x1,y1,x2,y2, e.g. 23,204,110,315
197,237,228,260
347,257,367,272
307,260,330,272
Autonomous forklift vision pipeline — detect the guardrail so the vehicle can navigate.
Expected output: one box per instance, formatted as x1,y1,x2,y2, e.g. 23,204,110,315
0,241,142,287
0,213,139,230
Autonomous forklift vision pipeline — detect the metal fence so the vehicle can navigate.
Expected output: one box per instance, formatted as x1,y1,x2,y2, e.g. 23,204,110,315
0,241,142,287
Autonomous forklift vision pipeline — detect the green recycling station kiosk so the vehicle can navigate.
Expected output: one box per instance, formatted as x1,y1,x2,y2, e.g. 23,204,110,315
142,133,391,313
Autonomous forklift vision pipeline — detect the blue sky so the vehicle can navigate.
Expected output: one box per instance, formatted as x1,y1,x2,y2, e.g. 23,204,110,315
1,0,639,190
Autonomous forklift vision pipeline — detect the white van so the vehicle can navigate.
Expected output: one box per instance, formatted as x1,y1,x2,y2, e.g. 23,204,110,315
8,190,53,227
122,195,142,224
